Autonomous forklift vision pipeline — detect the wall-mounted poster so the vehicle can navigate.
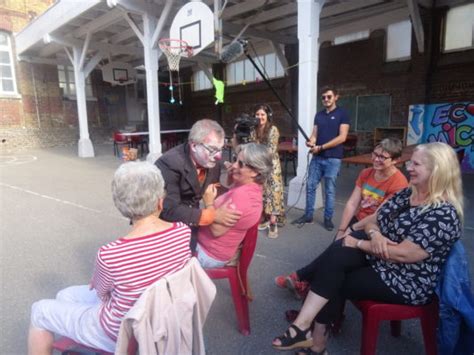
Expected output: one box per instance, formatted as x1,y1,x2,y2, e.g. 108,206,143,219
407,102,474,173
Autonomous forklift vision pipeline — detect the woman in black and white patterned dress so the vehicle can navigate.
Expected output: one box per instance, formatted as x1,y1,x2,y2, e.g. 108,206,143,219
272,142,463,355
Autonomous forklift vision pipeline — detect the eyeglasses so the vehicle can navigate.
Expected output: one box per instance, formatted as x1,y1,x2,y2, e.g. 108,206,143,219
321,95,333,100
371,151,392,162
234,158,254,170
200,143,222,157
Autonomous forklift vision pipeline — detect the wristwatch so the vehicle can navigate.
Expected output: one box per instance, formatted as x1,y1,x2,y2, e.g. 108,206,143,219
368,229,379,240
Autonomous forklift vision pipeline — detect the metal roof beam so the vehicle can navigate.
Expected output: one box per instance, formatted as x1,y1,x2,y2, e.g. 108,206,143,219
223,21,297,44
72,8,124,38
407,0,425,53
320,7,410,41
15,0,101,55
107,0,161,16
41,34,141,57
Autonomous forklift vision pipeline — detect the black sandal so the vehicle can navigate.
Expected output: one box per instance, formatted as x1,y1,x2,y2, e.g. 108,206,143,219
272,324,313,350
295,348,328,355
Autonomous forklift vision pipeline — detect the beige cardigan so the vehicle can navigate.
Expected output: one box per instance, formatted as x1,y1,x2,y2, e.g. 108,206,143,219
115,258,216,355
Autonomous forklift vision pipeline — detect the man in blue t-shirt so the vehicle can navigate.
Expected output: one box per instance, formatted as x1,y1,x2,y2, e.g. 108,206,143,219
292,86,350,230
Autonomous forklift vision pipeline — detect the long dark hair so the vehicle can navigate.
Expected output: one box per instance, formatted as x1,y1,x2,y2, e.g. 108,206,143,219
254,104,274,144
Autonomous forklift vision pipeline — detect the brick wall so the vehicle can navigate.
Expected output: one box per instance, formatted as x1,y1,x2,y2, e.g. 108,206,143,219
0,1,124,151
2,3,473,152
318,7,474,151
183,7,474,153
183,68,296,139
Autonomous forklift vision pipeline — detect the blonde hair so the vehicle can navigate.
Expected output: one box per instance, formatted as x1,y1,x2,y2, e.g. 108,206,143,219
412,142,464,222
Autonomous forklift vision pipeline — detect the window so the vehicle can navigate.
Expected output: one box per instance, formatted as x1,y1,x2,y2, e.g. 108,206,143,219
386,20,412,61
0,31,18,95
333,30,369,45
57,65,94,98
444,4,474,52
192,68,213,91
225,52,284,86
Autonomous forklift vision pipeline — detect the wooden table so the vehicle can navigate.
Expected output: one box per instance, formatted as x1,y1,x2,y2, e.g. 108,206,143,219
342,145,416,167
278,142,297,185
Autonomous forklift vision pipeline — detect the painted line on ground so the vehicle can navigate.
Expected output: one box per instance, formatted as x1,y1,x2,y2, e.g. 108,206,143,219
0,182,127,221
0,154,38,167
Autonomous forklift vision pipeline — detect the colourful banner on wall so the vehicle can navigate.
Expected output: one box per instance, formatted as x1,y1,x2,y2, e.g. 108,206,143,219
407,102,474,173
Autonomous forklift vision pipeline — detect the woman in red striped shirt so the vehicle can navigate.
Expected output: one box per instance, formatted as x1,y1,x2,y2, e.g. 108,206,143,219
28,162,192,354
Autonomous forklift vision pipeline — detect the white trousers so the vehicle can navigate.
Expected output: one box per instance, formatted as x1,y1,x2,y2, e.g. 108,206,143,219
30,285,116,352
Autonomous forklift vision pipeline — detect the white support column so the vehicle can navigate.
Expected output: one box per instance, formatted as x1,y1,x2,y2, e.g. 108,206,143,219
72,46,95,157
108,0,172,162
46,32,97,158
287,0,325,211
142,13,162,162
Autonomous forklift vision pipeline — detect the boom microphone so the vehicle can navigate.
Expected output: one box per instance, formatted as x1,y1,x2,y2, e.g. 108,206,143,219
220,40,246,63
221,39,311,142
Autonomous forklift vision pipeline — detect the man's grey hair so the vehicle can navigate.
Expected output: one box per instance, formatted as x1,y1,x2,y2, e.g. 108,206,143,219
239,143,273,184
112,162,165,220
377,138,403,159
188,119,225,144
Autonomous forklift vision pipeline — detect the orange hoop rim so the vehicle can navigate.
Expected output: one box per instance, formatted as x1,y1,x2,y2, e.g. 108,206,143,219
158,38,193,57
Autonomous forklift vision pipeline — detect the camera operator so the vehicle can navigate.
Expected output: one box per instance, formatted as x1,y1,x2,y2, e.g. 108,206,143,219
254,104,285,238
232,113,259,146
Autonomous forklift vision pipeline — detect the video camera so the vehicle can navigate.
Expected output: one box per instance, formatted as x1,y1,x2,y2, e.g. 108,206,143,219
234,113,259,145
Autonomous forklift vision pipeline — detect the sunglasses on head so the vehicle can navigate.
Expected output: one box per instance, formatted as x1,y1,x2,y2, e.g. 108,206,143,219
321,95,333,100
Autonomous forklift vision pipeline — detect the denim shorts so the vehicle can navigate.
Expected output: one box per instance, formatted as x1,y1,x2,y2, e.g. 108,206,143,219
196,243,227,268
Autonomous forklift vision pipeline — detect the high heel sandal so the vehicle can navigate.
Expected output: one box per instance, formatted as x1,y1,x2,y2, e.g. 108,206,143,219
272,324,313,350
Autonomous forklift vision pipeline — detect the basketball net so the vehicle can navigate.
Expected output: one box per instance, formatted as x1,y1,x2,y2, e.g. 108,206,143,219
159,39,192,72
159,39,192,104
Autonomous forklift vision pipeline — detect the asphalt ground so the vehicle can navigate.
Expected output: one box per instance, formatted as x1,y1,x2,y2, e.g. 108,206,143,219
1,143,473,355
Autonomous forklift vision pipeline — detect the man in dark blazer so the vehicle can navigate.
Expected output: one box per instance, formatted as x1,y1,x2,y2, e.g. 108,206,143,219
156,119,241,249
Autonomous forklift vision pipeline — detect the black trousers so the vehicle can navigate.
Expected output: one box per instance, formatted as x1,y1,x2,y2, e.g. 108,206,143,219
296,239,406,324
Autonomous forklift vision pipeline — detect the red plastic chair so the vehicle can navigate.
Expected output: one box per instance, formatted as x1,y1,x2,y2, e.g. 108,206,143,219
343,133,358,157
52,334,138,355
352,298,439,355
113,132,131,157
204,223,259,335
130,134,149,157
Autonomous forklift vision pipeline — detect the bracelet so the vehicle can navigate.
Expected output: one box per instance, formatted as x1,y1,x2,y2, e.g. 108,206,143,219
356,239,363,249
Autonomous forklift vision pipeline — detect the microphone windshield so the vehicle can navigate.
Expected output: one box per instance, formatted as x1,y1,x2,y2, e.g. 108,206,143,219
220,41,245,63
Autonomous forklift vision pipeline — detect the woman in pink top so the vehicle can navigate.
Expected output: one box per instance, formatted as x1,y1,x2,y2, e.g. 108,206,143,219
196,143,272,268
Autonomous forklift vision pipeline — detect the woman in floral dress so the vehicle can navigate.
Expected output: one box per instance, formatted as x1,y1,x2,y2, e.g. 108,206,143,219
254,104,285,238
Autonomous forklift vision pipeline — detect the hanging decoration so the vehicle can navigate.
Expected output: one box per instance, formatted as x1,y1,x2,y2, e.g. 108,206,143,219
213,77,225,105
158,39,193,105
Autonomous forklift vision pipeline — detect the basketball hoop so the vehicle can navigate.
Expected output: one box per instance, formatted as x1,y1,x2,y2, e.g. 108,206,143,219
158,38,193,72
159,38,192,105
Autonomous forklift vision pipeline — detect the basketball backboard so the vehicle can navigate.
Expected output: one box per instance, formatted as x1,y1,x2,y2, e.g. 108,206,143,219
169,2,214,56
101,62,136,86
